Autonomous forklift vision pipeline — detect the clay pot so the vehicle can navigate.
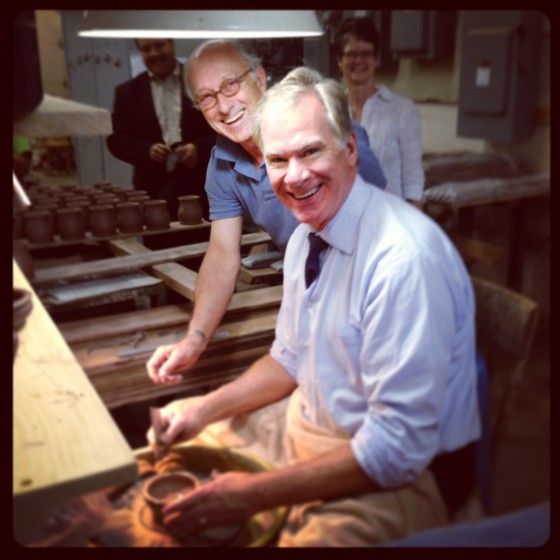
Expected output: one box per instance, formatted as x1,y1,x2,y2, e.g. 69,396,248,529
126,189,149,199
13,240,35,281
142,472,200,523
49,190,66,201
117,202,143,233
59,184,79,192
24,210,55,244
29,185,51,196
93,195,119,206
13,209,25,239
29,193,52,205
112,189,129,201
62,195,89,206
13,288,33,334
66,200,90,226
144,200,171,230
13,288,34,364
89,205,117,237
56,207,86,240
33,203,59,234
178,195,203,225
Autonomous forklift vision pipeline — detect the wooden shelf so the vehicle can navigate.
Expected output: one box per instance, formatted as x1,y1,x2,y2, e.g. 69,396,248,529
21,220,211,250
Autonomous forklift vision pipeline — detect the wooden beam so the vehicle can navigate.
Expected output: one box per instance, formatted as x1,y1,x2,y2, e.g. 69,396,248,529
108,238,198,300
238,265,282,285
58,285,282,345
67,307,278,408
33,231,271,286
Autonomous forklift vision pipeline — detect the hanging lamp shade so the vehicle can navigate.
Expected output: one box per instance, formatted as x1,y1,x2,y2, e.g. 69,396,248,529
78,10,324,39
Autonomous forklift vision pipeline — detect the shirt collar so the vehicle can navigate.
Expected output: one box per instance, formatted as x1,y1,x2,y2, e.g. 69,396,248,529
306,174,373,256
147,61,180,83
214,135,266,180
374,84,395,102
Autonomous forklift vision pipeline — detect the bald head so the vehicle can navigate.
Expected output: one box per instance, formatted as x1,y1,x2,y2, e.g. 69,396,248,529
185,40,262,102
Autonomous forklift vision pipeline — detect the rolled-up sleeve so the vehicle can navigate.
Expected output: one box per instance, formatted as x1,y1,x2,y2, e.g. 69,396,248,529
206,154,244,221
350,255,455,488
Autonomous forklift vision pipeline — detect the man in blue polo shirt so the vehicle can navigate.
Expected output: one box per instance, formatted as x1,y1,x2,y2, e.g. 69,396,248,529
147,39,386,384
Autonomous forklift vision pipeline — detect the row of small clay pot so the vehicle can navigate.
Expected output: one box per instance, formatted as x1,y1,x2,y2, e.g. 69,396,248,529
25,185,150,207
14,199,172,244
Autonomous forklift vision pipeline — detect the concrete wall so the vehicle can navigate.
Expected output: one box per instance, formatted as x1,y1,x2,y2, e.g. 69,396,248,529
35,10,68,99
375,11,550,171
35,10,549,172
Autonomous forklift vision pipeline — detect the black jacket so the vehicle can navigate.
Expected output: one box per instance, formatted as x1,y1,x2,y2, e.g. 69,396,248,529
106,67,216,217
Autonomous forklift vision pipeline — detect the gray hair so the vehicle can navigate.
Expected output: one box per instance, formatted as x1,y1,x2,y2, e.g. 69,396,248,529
184,39,262,102
253,66,353,151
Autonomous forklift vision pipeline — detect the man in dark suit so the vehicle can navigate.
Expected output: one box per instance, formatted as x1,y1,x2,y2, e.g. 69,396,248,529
107,38,216,220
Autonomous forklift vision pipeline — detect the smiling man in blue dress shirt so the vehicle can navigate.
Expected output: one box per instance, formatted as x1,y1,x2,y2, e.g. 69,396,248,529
146,66,480,547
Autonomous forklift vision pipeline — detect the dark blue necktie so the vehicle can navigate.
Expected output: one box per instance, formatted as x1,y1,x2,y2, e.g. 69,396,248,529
305,232,329,288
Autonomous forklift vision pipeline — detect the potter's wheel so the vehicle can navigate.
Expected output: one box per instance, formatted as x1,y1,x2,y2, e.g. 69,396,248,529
94,445,288,547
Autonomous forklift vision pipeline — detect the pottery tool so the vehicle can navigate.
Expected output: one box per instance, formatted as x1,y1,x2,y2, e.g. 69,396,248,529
150,406,168,461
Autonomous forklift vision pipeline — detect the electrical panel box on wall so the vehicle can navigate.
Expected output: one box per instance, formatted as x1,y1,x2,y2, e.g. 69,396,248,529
457,11,544,143
390,10,456,59
372,10,398,70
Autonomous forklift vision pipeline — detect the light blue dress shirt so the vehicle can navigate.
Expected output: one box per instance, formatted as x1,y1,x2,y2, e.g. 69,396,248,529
270,175,480,488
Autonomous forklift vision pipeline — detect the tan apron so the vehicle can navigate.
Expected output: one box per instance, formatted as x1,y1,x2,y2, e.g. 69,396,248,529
191,388,449,547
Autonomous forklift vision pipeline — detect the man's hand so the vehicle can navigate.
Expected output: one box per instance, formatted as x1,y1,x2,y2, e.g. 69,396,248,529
146,335,206,384
145,398,207,450
161,471,263,538
176,143,199,168
150,143,173,163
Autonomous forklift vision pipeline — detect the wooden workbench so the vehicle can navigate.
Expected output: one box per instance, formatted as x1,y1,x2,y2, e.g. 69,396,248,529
424,172,550,290
13,261,138,545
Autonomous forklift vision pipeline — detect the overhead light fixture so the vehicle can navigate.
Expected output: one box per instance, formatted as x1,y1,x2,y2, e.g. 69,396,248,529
78,10,324,39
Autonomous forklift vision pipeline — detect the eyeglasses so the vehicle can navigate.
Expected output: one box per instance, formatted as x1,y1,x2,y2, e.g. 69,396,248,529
342,50,375,61
195,69,253,110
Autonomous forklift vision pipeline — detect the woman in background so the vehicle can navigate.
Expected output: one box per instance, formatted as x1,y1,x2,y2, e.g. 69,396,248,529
336,17,425,209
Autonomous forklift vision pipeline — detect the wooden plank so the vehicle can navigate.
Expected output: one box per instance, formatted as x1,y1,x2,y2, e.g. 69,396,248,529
108,237,198,300
91,347,270,409
423,151,520,189
424,172,550,209
238,265,282,285
68,306,277,409
12,261,137,544
147,262,198,300
72,310,278,374
42,271,162,306
33,231,271,286
58,285,282,345
228,284,282,313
